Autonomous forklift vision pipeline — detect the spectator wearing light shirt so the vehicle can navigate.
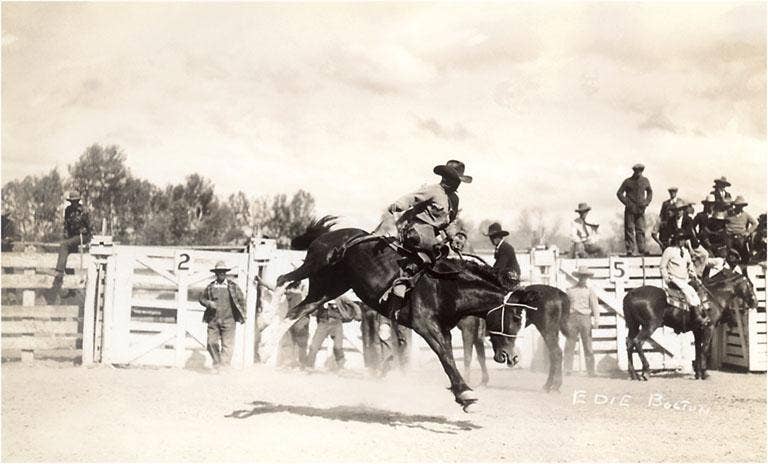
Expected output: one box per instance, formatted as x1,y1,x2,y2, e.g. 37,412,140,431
563,266,600,377
570,202,604,258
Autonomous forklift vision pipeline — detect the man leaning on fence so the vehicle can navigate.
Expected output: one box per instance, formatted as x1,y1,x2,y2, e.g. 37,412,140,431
53,191,92,288
563,266,600,377
199,261,246,372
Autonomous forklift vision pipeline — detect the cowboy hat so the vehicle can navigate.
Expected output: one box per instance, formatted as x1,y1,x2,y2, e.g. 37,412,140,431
713,176,731,187
66,191,81,201
667,186,678,192
632,163,645,171
733,195,748,206
433,160,473,183
573,266,594,277
702,194,716,204
483,222,509,238
574,202,591,213
674,198,693,209
210,261,231,273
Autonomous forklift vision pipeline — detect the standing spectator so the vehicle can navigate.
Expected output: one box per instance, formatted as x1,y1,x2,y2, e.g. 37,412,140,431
726,196,758,264
659,187,678,230
616,163,653,256
570,202,604,258
692,195,715,238
281,280,310,368
484,223,521,281
306,296,360,371
199,261,246,372
563,266,600,377
53,191,92,286
710,176,733,211
750,214,766,263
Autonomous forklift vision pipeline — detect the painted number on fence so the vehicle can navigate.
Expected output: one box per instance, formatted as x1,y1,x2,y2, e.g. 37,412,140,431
609,257,629,283
174,251,192,273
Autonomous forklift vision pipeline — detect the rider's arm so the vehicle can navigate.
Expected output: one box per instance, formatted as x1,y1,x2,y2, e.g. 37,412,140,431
390,185,436,213
659,249,671,282
746,213,758,236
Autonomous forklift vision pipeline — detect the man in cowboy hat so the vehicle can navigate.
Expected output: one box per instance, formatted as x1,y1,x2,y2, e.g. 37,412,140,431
199,261,246,371
563,266,600,376
53,191,92,287
485,223,521,281
692,194,715,240
616,163,653,256
654,197,695,251
710,176,733,207
660,232,710,328
726,196,758,264
383,160,472,331
570,202,604,258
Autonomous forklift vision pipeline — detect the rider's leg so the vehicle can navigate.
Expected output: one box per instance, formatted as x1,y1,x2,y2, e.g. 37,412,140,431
676,278,709,326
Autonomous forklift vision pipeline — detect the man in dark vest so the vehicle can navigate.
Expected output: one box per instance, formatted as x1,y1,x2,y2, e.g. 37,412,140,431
616,163,653,256
199,261,246,371
53,191,92,287
484,223,521,281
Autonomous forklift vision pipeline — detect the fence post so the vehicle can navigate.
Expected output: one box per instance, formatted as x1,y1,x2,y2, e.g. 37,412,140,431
614,279,628,371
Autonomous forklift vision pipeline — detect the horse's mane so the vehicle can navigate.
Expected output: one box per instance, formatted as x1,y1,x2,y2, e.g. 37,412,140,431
290,215,338,250
441,258,514,289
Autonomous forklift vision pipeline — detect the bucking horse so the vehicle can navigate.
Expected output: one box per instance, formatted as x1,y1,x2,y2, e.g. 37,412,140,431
269,216,571,409
623,269,757,381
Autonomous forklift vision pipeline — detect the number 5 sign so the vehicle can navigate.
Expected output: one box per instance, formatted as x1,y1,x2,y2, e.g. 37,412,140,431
609,257,629,283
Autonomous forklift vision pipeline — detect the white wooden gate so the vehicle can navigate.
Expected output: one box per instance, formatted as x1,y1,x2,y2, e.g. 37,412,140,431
92,242,272,368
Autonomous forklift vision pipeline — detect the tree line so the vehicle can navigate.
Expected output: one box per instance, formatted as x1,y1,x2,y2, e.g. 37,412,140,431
1,144,316,248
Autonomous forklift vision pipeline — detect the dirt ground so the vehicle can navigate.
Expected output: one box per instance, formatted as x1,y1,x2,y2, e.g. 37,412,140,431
1,363,765,462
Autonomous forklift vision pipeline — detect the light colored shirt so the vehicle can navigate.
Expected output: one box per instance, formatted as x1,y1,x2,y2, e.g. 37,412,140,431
567,285,599,318
392,183,457,230
726,211,757,236
660,246,695,282
571,218,598,244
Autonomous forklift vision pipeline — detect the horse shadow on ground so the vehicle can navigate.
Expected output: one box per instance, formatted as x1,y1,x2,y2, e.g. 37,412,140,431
225,401,480,435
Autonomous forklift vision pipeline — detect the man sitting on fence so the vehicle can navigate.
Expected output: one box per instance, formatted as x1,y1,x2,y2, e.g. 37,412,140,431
570,202,604,258
660,233,710,328
199,261,246,372
53,191,92,288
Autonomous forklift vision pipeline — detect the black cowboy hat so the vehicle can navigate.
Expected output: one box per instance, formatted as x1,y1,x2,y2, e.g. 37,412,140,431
434,160,472,183
574,202,591,213
483,222,509,238
713,176,731,187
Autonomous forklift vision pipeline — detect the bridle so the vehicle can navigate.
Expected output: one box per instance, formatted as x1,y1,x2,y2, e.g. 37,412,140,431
486,292,537,338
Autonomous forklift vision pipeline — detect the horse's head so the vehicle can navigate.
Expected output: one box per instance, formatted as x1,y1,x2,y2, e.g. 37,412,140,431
485,288,537,367
707,271,758,326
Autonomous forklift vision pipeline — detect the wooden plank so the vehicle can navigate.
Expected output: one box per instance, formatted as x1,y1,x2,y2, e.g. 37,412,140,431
1,253,93,269
33,348,81,361
2,335,80,350
81,262,98,365
2,319,80,335
134,256,179,286
2,274,83,289
2,305,80,319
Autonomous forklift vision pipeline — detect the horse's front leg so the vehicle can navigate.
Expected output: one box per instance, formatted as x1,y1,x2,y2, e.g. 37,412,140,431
541,329,563,392
412,317,474,411
692,329,702,379
697,327,714,380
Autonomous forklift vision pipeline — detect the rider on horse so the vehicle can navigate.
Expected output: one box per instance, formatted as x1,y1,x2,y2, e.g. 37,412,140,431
660,229,710,328
383,160,472,329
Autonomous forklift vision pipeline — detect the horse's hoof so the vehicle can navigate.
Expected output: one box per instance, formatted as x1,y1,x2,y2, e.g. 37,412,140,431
458,390,478,402
700,372,710,380
461,399,478,413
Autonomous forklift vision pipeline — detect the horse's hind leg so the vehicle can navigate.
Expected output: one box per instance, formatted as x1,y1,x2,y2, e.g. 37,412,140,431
459,321,475,383
542,328,564,392
632,323,659,381
626,321,640,380
475,326,489,386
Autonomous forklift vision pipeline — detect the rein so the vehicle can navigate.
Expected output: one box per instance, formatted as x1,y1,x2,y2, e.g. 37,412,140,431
486,292,537,338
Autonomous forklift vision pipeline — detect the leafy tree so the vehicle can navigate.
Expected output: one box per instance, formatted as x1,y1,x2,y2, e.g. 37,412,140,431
1,169,64,242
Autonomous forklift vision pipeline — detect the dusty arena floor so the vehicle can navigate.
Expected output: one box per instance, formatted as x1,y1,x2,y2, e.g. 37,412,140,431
1,364,765,462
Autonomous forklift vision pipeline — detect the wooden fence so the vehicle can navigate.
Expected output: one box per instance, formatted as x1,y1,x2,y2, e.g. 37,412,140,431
1,250,90,364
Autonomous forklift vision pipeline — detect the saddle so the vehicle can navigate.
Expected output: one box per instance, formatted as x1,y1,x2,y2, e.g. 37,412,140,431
664,283,708,311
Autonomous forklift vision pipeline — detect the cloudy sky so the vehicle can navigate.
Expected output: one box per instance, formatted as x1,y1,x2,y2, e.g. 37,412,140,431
2,2,765,231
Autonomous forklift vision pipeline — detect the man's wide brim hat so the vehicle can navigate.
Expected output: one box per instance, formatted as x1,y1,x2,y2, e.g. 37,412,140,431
574,266,594,277
483,222,509,238
434,160,472,183
210,260,231,273
575,202,591,213
67,191,81,201
713,176,731,187
674,198,693,209
734,195,748,206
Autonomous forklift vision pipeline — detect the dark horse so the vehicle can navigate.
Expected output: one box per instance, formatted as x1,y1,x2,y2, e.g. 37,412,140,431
273,217,568,408
623,269,757,381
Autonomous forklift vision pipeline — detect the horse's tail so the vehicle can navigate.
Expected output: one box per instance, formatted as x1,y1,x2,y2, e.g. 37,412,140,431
290,215,338,250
